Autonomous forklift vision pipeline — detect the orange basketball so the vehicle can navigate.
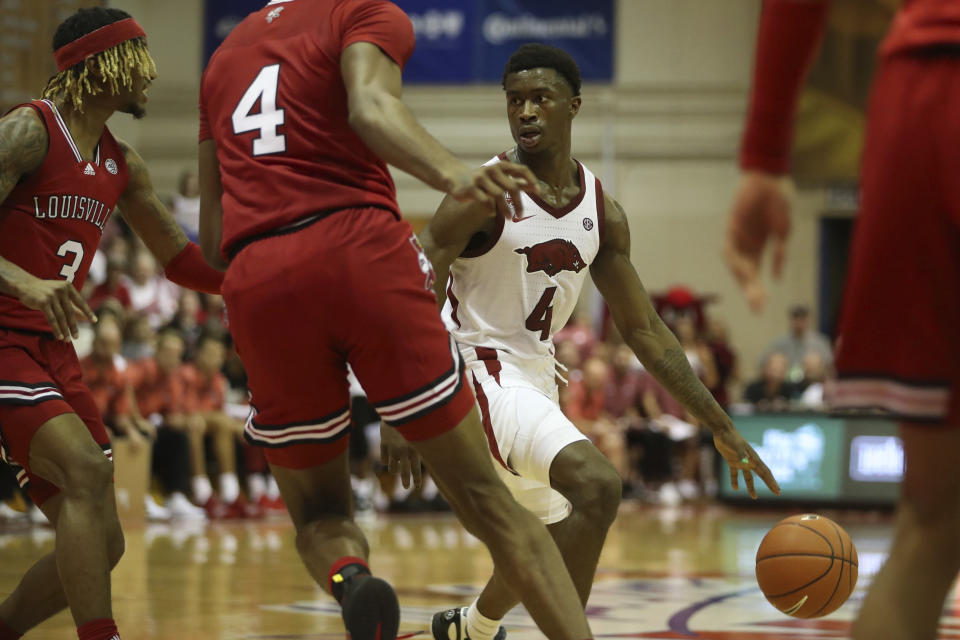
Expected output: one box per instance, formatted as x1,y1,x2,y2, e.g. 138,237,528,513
755,514,858,618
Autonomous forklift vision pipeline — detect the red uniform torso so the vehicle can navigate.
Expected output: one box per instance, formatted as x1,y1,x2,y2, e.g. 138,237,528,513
885,0,960,56
0,99,129,333
199,0,415,258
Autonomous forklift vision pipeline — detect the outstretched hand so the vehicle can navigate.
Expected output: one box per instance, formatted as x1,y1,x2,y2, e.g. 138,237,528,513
713,427,780,499
724,171,793,313
449,161,540,218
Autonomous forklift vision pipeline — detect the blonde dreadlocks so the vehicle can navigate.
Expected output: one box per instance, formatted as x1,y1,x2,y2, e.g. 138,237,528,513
43,37,155,112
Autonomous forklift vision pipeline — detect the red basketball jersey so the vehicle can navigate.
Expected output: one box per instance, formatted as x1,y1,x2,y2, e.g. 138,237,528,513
884,0,960,55
199,0,415,258
0,99,129,333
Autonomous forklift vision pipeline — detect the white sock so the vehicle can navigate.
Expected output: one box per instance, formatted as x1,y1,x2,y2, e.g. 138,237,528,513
247,473,267,501
192,475,213,504
266,475,281,501
392,481,412,501
219,472,240,503
421,474,438,501
465,599,501,640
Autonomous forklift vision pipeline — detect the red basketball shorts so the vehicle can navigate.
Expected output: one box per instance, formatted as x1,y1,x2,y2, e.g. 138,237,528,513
222,207,475,469
827,52,960,424
0,328,112,504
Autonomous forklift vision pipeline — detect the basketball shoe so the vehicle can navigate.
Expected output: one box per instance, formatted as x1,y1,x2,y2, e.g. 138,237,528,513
341,574,400,640
431,607,506,640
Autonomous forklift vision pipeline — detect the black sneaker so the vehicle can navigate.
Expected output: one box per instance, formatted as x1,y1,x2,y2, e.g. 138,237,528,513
341,575,400,640
431,607,506,640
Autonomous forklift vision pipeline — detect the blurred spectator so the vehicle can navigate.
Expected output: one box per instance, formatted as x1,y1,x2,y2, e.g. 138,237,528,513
81,318,166,519
743,351,803,410
674,315,719,390
638,371,702,502
81,317,152,445
88,259,132,312
122,314,155,361
554,308,599,361
125,250,179,329
164,290,203,358
181,335,258,519
103,231,130,268
605,344,644,420
705,317,738,409
198,294,228,335
130,330,206,519
564,356,627,479
761,305,833,383
798,351,830,410
172,169,201,241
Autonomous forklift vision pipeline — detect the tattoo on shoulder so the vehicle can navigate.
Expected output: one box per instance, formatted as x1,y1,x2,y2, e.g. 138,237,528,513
0,109,48,184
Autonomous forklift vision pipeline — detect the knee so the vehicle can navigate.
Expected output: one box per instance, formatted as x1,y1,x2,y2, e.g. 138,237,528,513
63,452,114,500
562,459,622,527
108,525,126,568
449,481,519,539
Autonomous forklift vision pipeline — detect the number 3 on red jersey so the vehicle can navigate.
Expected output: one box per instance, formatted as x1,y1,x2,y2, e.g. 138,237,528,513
232,64,286,156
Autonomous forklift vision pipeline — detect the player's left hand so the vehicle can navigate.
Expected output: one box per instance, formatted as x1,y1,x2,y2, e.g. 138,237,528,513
724,171,793,313
713,427,780,499
380,421,422,490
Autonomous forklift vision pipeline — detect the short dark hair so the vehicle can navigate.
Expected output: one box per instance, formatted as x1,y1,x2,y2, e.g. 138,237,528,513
502,43,581,96
53,7,133,51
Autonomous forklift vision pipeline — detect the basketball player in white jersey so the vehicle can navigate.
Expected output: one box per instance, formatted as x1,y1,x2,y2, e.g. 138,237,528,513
381,44,780,640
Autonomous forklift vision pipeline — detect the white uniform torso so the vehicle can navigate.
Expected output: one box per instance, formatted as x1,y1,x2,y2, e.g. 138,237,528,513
442,153,604,389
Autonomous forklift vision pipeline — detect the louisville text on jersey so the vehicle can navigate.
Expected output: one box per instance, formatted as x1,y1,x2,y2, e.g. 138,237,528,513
32,194,113,230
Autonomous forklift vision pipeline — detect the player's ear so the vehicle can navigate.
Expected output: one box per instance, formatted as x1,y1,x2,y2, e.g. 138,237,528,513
569,95,582,120
84,57,106,87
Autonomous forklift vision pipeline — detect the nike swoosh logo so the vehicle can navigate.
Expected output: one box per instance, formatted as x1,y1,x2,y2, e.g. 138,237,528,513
512,214,536,222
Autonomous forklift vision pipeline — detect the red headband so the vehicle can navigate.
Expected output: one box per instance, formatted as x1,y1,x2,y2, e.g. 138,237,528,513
54,18,146,72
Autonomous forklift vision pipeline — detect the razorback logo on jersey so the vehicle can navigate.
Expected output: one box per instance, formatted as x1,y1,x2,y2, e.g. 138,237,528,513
515,239,586,276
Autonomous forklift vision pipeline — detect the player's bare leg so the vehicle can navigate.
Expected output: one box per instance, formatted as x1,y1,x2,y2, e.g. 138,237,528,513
413,408,593,640
269,449,398,640
0,486,125,633
460,441,619,637
852,422,960,640
0,414,124,630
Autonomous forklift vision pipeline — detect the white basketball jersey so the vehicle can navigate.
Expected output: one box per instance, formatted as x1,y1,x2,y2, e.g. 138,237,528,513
442,153,604,362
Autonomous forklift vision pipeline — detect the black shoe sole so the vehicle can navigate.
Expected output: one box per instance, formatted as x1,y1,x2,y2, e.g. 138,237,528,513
342,576,400,640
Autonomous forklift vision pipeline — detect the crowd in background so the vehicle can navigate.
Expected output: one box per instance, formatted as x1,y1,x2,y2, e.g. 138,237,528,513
1,171,838,522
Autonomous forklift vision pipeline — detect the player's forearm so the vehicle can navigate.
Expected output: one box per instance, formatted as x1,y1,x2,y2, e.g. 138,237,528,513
626,316,731,433
348,91,464,194
0,255,37,299
740,0,830,173
417,229,451,310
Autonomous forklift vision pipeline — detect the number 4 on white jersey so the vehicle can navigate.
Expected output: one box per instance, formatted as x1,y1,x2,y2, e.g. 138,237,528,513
232,64,286,156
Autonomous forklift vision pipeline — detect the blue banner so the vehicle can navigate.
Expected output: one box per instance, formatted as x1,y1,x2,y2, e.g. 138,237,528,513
402,0,476,83
203,1,614,82
402,0,614,83
203,0,263,65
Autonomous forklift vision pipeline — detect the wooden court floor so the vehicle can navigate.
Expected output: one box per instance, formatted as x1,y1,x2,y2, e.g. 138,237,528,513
1,503,959,639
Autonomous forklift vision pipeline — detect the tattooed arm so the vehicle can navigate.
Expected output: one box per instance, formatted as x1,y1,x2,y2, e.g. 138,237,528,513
0,108,96,340
591,193,779,497
0,107,50,298
117,141,223,293
116,140,190,265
